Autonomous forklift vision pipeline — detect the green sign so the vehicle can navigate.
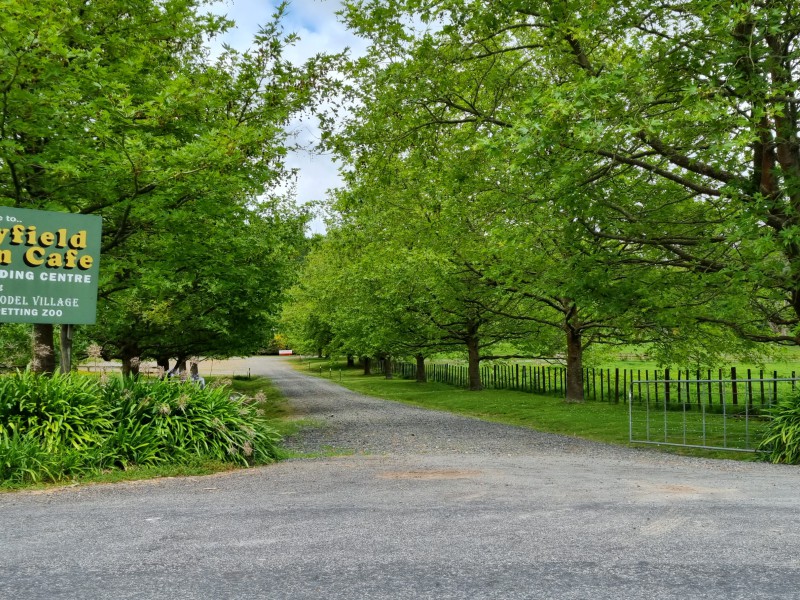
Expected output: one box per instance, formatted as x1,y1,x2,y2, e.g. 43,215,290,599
0,207,102,324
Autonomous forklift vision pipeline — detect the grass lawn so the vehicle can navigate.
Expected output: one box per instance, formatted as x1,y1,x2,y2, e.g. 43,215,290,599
295,357,762,461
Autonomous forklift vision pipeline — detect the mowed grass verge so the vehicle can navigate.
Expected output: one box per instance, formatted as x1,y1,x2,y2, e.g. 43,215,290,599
295,358,757,461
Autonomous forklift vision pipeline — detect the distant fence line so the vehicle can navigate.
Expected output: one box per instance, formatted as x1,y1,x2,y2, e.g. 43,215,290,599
386,361,800,405
389,361,567,396
385,359,799,453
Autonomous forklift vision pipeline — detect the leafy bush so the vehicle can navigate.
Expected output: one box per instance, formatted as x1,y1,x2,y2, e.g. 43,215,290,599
0,370,109,452
759,391,800,464
98,378,281,468
0,432,58,483
0,372,282,486
0,323,32,368
0,432,97,484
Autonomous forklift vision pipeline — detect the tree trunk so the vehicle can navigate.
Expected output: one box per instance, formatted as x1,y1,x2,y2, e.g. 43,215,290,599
565,327,585,402
176,358,188,379
383,355,393,379
59,324,73,374
466,336,482,391
121,356,142,379
31,324,56,374
317,348,323,359
415,353,427,383
362,356,372,376
121,356,132,378
156,356,170,378
347,354,355,368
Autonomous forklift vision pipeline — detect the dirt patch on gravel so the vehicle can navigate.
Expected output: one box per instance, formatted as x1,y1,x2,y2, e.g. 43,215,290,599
377,470,483,480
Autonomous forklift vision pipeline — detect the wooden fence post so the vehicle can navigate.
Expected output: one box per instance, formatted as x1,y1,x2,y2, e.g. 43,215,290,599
774,370,778,404
600,369,605,401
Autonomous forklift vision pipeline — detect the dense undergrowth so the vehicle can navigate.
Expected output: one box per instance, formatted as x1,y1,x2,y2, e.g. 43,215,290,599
0,371,282,487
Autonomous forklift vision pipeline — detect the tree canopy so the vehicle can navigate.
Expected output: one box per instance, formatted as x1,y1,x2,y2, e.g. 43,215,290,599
278,0,799,399
0,0,331,370
336,0,800,339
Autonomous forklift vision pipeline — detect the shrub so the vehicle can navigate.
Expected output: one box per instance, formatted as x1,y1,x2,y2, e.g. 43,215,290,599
759,391,800,464
0,370,109,451
99,378,281,468
0,372,282,486
0,432,57,484
0,432,99,485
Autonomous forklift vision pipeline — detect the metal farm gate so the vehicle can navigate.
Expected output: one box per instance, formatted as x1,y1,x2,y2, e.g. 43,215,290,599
628,374,798,452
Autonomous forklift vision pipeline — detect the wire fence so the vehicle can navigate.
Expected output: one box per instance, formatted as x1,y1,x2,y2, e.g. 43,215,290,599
388,361,800,404
628,376,798,452
385,360,799,452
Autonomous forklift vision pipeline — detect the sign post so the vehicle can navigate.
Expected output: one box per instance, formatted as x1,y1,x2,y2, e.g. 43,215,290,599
0,207,102,324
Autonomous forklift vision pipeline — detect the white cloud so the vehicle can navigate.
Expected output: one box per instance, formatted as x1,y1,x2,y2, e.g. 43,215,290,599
208,0,364,233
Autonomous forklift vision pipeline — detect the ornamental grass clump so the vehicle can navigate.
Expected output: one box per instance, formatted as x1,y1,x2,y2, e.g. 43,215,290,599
0,370,108,452
759,390,800,464
0,371,110,483
0,372,282,486
100,377,281,469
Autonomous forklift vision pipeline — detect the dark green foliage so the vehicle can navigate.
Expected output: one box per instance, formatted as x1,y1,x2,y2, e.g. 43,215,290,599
0,371,110,452
759,392,800,464
0,372,281,485
0,324,32,369
0,432,96,484
99,378,280,469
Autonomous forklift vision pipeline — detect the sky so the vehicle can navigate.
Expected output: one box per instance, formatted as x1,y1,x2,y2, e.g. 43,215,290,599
209,0,368,233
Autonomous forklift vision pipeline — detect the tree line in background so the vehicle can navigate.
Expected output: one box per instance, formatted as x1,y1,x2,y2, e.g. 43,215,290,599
3,0,800,403
0,0,337,372
282,0,800,401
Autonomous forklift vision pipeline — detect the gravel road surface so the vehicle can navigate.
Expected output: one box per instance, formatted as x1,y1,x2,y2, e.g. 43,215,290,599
1,356,799,599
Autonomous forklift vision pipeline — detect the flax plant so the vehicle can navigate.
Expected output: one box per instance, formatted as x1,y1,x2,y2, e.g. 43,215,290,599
0,372,282,486
759,391,800,464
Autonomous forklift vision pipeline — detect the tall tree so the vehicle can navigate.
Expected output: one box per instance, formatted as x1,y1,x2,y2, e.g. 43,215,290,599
339,0,800,348
325,63,650,398
0,0,329,369
93,203,307,373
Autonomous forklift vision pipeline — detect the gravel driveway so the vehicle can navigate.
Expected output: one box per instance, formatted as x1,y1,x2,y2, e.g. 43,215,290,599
1,356,799,600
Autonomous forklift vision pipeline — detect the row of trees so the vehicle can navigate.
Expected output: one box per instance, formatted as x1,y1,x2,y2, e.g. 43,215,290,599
283,0,800,400
0,0,334,371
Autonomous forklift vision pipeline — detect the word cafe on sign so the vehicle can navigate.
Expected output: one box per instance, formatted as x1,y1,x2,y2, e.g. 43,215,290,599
0,207,101,324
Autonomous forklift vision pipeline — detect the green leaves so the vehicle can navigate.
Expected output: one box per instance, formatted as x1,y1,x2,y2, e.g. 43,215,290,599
0,370,108,452
100,377,281,468
0,371,282,485
332,0,800,359
759,391,800,464
1,0,324,363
